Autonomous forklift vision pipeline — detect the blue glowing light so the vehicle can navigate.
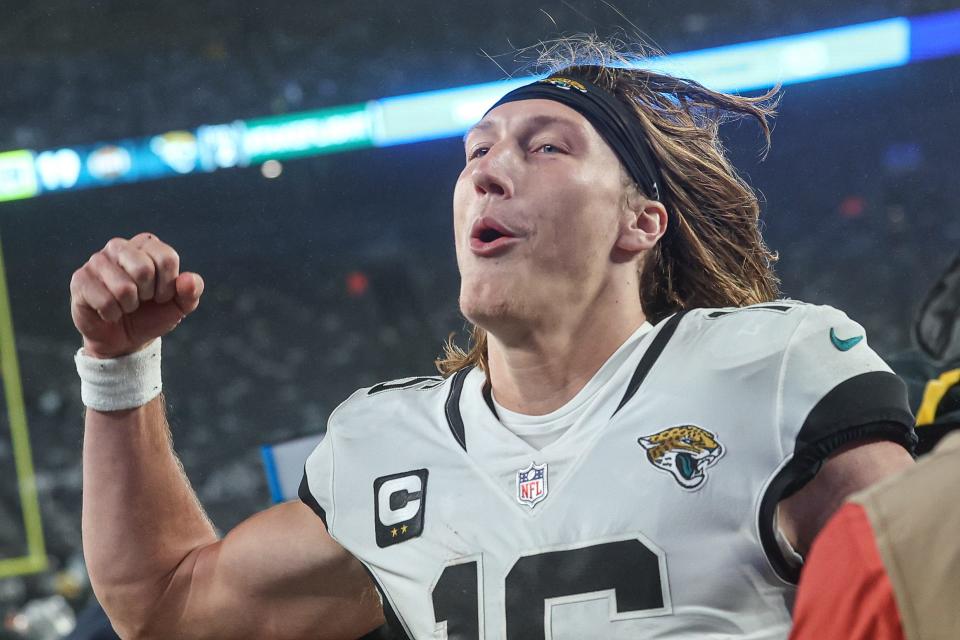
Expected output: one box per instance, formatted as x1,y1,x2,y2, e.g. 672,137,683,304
1,10,958,202
646,17,910,93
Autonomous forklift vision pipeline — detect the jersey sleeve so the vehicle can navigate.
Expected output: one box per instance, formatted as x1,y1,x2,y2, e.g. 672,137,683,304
760,305,916,582
777,304,916,464
298,426,334,529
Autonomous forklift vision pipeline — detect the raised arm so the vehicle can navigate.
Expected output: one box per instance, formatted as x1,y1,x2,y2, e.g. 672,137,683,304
73,233,383,639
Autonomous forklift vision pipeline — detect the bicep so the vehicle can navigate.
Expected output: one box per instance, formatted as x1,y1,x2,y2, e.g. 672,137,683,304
163,501,384,640
778,438,914,555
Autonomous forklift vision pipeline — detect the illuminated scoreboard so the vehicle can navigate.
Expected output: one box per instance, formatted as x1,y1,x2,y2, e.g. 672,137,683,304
1,11,957,204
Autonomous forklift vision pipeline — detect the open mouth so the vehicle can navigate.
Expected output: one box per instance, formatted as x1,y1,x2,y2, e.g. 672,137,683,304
470,217,520,256
477,227,505,243
471,217,516,243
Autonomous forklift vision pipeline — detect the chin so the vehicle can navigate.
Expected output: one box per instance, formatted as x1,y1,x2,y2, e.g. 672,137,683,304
459,278,520,330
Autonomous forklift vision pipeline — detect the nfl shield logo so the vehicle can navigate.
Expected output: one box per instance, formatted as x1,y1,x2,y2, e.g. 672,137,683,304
516,461,548,508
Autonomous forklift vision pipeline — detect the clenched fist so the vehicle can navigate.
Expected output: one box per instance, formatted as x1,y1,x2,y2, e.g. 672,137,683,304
70,233,204,359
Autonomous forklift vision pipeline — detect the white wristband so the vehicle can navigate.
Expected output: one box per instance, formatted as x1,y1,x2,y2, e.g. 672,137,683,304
74,337,163,411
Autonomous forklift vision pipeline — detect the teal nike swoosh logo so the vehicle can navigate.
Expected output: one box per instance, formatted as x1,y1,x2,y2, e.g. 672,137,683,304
830,328,863,351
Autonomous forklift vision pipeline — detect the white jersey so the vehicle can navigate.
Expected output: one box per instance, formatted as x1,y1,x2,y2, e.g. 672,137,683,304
300,302,914,639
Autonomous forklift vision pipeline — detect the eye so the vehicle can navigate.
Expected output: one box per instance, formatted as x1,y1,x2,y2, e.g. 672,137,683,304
468,146,489,161
534,143,561,154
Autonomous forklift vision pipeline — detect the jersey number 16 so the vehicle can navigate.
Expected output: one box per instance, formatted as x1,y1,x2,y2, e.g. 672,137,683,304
431,536,669,639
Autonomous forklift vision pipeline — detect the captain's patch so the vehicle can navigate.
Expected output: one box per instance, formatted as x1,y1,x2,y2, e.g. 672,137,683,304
374,469,428,547
637,426,725,490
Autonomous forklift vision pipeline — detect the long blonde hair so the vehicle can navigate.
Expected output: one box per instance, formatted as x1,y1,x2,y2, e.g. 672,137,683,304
436,36,781,376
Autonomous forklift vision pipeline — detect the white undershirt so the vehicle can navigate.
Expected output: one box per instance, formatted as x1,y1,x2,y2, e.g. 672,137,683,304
491,323,654,449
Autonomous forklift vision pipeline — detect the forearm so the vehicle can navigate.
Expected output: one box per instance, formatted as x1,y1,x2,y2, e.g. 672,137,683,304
71,235,381,639
82,393,217,632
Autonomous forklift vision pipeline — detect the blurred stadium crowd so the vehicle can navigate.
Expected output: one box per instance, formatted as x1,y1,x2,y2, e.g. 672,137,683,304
1,0,959,637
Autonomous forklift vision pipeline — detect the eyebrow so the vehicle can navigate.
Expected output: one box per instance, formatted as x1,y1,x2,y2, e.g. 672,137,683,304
463,120,495,143
462,114,583,145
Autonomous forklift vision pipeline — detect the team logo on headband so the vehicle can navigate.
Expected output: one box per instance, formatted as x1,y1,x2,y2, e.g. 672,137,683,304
540,77,588,93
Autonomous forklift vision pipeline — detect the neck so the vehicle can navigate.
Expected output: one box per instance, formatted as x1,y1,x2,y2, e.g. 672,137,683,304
485,292,646,416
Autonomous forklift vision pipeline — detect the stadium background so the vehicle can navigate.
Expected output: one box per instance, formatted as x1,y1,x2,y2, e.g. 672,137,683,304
0,0,958,636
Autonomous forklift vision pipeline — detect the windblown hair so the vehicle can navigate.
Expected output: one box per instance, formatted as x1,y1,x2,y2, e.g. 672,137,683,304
436,35,781,376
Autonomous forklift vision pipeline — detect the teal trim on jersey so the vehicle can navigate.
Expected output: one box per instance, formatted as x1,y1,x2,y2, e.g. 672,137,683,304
830,328,864,351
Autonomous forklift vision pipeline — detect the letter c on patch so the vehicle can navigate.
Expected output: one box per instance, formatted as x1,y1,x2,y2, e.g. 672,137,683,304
377,474,423,526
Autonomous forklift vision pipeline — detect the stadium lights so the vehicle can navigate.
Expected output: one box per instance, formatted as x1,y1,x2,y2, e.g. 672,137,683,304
0,9,958,203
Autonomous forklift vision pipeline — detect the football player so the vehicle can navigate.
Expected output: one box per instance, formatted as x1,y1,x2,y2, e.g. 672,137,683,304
72,57,915,638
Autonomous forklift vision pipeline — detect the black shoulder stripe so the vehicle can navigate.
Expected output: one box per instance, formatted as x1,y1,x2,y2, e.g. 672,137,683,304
444,367,471,451
613,310,690,415
298,470,328,528
707,304,794,318
482,381,499,419
368,376,443,395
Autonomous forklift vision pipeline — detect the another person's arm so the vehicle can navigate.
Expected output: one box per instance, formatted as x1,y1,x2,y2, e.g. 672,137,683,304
74,234,383,639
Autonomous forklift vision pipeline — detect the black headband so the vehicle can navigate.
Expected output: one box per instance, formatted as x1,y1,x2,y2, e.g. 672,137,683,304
485,76,662,201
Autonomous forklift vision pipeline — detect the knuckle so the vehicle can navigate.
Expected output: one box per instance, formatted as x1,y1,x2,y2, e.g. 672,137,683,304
88,251,110,271
119,279,138,297
129,261,155,284
158,250,179,272
70,270,90,299
69,268,83,290
100,306,120,322
104,237,126,252
118,283,139,307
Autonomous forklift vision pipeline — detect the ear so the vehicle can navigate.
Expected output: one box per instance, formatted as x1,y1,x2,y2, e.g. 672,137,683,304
615,188,668,254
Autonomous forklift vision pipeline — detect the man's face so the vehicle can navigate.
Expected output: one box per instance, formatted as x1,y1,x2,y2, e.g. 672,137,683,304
454,98,632,332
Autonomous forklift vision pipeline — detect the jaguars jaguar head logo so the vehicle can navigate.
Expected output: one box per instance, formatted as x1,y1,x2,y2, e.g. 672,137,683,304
638,426,725,490
539,77,588,93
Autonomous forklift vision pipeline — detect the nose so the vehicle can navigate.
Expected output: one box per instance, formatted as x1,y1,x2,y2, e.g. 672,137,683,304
470,145,514,198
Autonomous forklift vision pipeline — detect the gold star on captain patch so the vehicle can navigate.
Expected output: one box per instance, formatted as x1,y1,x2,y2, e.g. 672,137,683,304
390,528,398,537
400,524,408,534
